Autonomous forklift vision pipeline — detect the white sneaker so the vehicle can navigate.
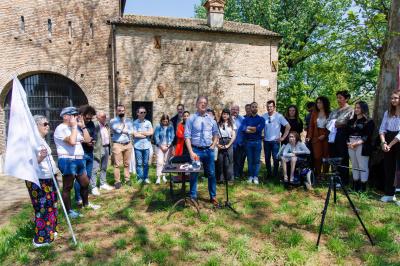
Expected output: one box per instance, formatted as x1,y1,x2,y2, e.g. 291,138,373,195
156,176,161,184
144,178,150,184
162,175,167,183
100,184,114,191
87,202,101,210
68,210,83,219
396,201,400,206
395,188,400,193
32,239,50,248
91,187,100,196
253,177,259,185
380,195,397,202
247,177,253,184
336,183,341,188
137,179,143,184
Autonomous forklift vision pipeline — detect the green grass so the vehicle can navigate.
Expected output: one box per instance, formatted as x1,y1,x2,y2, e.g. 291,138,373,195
1,165,399,265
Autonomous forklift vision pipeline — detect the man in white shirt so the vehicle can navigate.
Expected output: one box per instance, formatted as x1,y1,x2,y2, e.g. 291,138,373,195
54,107,99,218
262,100,291,179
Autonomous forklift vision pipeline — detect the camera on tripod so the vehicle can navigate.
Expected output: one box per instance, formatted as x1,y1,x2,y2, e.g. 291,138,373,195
322,157,342,165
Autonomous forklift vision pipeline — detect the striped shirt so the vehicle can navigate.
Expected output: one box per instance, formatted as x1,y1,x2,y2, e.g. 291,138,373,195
379,111,400,134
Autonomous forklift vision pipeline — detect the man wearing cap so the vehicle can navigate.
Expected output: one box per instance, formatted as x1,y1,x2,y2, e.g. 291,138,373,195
185,96,220,207
110,104,134,189
54,107,93,218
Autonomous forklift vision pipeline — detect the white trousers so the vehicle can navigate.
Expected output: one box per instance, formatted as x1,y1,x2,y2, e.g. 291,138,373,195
348,144,369,182
156,146,171,177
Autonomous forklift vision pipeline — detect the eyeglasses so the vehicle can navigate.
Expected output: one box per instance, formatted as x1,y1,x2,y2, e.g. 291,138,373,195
42,122,49,127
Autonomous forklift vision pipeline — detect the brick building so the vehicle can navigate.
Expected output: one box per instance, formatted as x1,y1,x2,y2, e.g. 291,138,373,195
0,0,280,153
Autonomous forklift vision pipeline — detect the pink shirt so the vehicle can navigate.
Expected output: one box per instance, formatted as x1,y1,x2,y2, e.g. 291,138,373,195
100,123,110,146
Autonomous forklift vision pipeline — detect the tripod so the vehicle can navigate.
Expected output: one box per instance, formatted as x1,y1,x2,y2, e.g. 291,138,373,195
316,160,374,247
217,124,239,214
317,158,374,247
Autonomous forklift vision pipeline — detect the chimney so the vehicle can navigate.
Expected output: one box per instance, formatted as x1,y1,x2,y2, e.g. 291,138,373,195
203,0,226,28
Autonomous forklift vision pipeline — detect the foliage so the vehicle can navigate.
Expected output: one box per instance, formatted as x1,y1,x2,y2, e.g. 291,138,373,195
194,0,391,116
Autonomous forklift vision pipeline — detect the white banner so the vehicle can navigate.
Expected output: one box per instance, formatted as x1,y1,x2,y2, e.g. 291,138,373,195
4,78,43,187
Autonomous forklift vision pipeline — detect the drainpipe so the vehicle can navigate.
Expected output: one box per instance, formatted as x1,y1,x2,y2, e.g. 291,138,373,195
111,23,117,117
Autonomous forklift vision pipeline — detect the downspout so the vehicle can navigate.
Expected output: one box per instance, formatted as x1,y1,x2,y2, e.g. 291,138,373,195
111,23,117,117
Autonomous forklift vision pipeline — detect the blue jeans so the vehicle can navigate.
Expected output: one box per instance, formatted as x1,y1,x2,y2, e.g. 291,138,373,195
190,147,216,200
135,148,150,180
264,141,280,178
245,140,262,177
74,152,93,202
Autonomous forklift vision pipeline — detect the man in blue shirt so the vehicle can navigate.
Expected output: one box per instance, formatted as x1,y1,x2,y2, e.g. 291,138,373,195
231,104,245,179
133,106,153,184
241,102,265,184
185,96,219,207
110,104,134,189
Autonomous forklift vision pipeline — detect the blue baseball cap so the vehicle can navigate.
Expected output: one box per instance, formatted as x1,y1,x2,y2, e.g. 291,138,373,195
60,106,78,117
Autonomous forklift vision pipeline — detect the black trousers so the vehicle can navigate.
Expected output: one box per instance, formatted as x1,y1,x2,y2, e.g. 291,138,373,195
383,131,399,196
329,128,350,185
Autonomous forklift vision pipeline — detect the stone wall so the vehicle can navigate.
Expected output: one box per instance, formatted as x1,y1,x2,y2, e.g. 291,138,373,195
115,26,279,122
0,0,121,152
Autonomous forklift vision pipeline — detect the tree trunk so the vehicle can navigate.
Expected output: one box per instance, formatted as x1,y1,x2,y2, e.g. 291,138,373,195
373,0,400,126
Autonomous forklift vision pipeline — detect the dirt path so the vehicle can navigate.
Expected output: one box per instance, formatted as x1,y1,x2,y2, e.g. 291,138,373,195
0,174,30,225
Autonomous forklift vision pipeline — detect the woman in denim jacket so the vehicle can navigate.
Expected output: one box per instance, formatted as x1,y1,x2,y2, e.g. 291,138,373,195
154,114,175,184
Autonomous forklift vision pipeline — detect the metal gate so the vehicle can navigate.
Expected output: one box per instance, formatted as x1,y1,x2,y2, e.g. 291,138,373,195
4,73,88,152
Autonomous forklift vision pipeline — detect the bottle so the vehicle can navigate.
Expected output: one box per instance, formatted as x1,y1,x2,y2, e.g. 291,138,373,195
192,155,201,169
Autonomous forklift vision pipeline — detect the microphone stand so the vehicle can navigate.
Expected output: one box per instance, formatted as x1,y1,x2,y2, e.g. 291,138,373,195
217,123,238,214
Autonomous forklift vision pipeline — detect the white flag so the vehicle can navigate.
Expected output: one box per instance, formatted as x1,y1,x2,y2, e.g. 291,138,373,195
4,78,43,187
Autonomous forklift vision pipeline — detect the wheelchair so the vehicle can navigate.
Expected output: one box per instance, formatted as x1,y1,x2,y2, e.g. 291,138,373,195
282,154,315,189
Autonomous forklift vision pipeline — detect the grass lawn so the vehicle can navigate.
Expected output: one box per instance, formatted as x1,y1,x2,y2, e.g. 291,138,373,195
0,166,399,266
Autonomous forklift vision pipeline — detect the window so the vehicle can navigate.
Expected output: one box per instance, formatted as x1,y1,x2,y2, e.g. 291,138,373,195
20,16,25,33
89,22,94,38
47,19,52,38
68,21,72,39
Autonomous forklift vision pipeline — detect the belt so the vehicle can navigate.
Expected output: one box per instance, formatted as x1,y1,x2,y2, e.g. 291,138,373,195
103,144,110,147
114,141,130,145
192,145,211,150
349,135,362,138
59,155,84,159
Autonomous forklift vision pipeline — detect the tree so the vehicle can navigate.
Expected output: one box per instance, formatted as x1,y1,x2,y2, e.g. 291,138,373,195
373,0,400,124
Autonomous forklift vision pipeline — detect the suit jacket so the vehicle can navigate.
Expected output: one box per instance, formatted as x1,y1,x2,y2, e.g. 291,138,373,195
93,121,112,162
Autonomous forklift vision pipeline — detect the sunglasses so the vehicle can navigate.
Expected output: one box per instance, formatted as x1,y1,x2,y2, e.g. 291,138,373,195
268,117,271,123
42,122,50,127
139,111,147,114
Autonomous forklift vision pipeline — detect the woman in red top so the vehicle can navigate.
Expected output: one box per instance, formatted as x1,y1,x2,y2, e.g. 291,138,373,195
175,111,190,156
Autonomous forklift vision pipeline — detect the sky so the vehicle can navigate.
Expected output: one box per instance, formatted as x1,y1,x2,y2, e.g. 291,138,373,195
124,0,200,18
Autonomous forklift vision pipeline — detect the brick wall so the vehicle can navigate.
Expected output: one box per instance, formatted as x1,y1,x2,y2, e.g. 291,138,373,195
115,26,279,123
0,0,120,152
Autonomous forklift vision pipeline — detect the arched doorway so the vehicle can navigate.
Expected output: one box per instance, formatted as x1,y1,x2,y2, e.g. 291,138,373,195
4,73,88,151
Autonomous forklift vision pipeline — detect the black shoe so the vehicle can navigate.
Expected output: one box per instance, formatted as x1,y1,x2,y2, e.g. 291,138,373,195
360,182,367,192
115,182,121,189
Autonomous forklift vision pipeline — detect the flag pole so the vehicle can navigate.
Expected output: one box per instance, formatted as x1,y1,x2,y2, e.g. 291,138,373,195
45,155,78,245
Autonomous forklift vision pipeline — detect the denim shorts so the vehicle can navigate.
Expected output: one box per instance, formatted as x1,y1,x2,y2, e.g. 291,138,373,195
58,158,86,176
